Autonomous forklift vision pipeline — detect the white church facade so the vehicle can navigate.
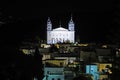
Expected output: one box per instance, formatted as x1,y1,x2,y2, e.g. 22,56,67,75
47,16,75,44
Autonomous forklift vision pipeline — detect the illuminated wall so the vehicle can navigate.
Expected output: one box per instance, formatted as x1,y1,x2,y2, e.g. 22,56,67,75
44,59,67,67
43,67,64,80
47,16,75,44
86,64,99,80
54,57,76,65
98,63,112,74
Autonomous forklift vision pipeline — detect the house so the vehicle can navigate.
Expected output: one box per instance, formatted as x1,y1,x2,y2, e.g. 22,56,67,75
43,66,64,80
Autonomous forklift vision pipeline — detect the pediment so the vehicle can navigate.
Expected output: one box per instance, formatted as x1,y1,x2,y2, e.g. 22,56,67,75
53,27,68,31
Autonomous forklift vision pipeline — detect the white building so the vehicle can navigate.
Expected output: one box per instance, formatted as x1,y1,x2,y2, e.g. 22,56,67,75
47,16,75,44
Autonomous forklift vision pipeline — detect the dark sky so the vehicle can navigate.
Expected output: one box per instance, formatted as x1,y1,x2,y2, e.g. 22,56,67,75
0,0,115,45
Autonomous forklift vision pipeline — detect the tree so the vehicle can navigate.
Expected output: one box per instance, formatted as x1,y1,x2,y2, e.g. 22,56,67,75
33,46,44,80
49,44,58,53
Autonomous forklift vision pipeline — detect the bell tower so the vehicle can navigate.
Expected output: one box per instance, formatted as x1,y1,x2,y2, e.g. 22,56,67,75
47,17,52,31
47,17,52,44
68,14,75,43
68,15,75,31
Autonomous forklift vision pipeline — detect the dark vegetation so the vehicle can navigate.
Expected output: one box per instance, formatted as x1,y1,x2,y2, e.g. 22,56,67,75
0,45,43,80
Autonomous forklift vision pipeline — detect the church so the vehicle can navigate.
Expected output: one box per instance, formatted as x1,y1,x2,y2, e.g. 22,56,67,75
47,16,75,44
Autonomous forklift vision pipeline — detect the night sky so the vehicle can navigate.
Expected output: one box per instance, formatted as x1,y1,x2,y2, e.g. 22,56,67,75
0,0,116,45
